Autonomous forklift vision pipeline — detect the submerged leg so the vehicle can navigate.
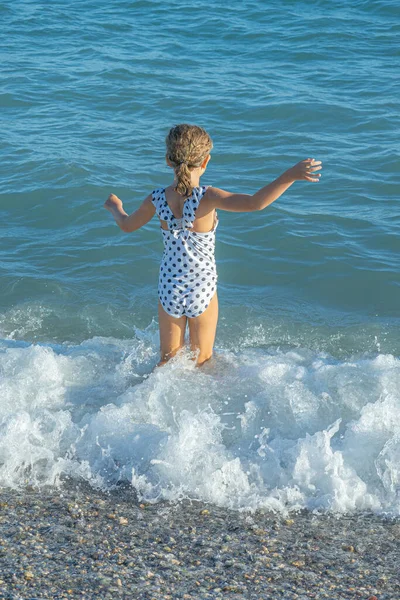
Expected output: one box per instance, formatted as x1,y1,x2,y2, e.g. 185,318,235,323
157,301,187,367
187,291,218,366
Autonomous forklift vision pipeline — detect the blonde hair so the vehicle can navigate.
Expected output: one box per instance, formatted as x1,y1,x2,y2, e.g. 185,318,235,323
166,124,213,197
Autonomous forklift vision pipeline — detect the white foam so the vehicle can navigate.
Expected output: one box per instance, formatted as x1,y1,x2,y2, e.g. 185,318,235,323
0,336,399,514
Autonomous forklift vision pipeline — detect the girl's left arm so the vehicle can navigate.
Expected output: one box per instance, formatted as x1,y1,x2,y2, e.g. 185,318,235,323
104,193,155,232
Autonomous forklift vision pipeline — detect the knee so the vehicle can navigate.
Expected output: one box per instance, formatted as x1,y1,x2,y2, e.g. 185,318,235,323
156,358,168,367
159,345,183,365
196,352,213,367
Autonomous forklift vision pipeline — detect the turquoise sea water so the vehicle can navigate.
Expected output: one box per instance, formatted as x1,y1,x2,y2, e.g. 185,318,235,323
1,1,399,513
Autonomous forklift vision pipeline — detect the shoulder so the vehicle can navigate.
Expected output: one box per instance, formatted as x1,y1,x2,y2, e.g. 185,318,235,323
201,186,230,206
199,184,216,199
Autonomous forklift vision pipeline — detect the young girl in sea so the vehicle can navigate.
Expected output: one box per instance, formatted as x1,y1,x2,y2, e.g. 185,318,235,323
104,124,322,367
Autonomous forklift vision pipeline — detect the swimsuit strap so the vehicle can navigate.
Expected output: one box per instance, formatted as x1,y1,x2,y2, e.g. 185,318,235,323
151,188,169,221
184,185,209,224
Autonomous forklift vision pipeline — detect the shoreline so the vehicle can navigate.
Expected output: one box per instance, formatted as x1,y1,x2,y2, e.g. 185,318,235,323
0,483,399,599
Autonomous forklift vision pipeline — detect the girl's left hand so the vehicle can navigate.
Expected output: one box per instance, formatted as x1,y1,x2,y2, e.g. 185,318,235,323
104,193,123,212
289,158,322,182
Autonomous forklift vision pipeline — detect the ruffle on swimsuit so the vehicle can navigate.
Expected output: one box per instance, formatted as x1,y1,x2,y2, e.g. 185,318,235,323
151,185,218,318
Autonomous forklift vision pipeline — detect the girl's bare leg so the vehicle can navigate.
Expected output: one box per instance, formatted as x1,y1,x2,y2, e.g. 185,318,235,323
157,301,187,366
188,292,218,366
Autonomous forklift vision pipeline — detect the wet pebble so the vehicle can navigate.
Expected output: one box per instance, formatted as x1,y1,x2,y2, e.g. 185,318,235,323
0,484,398,599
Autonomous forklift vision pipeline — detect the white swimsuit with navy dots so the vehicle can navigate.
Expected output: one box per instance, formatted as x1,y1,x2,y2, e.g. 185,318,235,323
151,185,218,318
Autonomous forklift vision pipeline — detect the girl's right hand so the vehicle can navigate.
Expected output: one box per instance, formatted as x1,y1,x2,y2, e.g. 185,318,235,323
288,158,322,182
104,193,123,212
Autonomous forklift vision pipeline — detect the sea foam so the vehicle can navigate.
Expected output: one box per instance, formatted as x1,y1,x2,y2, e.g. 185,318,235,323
0,334,399,515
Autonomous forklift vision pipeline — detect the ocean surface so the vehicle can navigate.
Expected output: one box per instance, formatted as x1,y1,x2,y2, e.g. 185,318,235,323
1,0,399,515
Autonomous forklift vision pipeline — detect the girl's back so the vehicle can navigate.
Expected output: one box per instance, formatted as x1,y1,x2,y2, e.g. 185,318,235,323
159,185,217,234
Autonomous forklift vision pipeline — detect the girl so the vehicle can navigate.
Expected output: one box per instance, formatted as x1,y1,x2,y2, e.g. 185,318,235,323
104,124,322,367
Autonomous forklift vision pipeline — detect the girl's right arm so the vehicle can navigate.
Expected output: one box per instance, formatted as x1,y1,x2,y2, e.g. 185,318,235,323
207,158,322,212
104,193,155,232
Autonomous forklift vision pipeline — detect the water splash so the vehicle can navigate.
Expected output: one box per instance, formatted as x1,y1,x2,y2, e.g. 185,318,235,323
0,332,399,515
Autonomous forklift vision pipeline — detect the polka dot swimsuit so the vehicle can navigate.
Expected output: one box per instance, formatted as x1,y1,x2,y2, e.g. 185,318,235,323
151,185,219,318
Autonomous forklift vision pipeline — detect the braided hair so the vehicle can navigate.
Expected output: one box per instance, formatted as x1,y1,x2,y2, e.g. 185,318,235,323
166,124,213,197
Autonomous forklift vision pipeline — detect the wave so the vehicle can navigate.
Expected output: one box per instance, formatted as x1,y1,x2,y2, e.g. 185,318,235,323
0,329,399,516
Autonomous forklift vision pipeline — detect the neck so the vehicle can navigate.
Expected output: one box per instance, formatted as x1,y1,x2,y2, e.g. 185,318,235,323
173,175,201,188
172,166,203,189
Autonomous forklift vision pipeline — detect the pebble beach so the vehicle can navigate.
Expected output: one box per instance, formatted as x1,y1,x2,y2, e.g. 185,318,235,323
1,483,399,600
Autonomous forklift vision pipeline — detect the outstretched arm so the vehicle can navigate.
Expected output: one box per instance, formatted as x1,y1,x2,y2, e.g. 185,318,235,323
207,158,322,212
104,193,156,232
